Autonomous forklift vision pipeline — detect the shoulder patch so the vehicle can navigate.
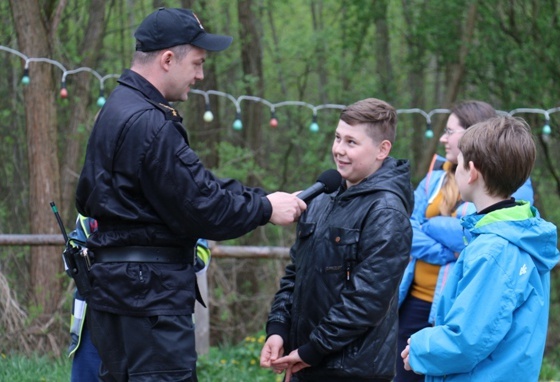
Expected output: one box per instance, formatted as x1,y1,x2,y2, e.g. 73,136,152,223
146,99,183,122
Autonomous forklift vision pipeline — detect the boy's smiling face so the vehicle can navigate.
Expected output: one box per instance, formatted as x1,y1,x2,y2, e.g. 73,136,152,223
332,120,386,188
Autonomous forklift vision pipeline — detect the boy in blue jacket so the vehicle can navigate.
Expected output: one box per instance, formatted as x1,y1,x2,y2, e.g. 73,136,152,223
401,115,559,381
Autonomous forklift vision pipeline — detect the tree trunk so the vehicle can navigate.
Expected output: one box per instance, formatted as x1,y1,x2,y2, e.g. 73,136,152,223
238,0,265,177
182,0,224,169
415,1,479,178
310,0,328,104
60,0,107,224
372,0,395,103
9,0,62,318
233,0,266,342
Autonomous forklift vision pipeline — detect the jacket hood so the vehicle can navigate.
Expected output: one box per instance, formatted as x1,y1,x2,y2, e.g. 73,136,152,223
462,202,559,273
340,157,414,215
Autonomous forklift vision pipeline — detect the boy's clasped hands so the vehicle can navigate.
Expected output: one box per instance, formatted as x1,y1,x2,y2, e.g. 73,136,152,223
260,334,310,382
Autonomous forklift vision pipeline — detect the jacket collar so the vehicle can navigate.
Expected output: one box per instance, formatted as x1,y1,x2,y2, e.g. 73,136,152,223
117,69,169,107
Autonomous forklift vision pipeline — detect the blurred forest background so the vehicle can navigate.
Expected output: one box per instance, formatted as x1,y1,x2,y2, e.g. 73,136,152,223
1,0,559,360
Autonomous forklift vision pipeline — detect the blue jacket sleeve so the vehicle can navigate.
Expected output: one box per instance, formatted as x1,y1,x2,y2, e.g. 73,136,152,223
421,216,466,254
410,176,456,265
408,249,516,376
410,221,457,265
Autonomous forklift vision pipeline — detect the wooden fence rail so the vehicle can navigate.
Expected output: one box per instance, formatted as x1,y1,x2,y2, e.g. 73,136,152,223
0,234,290,354
0,234,290,258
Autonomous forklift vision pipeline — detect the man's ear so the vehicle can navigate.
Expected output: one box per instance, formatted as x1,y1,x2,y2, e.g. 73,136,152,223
468,161,479,184
160,50,174,70
377,140,392,160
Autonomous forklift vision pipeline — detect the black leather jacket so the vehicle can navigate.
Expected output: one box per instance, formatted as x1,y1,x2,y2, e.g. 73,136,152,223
266,157,413,381
76,69,272,316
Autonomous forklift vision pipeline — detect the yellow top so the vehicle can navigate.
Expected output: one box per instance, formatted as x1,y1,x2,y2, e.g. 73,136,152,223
410,190,444,302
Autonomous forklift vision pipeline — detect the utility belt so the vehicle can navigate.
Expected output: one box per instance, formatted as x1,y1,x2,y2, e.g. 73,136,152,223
94,246,193,264
65,246,193,302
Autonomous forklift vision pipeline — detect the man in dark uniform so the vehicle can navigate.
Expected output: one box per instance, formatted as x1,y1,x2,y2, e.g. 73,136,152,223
75,8,306,382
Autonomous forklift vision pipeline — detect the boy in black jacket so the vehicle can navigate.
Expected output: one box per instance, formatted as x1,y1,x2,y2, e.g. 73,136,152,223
261,98,413,382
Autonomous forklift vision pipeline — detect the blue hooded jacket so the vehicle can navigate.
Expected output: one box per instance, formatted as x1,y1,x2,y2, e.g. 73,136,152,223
408,202,559,381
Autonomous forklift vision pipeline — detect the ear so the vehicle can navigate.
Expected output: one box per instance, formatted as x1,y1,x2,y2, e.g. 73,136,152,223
160,50,174,71
467,161,479,184
376,140,392,160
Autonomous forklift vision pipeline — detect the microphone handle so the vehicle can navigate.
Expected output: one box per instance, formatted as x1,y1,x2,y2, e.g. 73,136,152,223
297,182,326,203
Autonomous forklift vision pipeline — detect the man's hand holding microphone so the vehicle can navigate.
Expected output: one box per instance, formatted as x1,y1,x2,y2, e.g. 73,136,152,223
266,169,342,225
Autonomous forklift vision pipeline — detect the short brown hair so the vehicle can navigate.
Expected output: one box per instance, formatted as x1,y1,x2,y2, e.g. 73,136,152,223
458,115,535,198
340,98,397,143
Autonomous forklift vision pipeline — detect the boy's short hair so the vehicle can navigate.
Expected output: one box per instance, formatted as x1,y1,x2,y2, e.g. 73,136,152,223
340,98,397,143
458,115,536,198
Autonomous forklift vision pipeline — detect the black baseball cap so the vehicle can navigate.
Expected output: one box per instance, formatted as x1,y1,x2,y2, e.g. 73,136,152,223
134,8,233,52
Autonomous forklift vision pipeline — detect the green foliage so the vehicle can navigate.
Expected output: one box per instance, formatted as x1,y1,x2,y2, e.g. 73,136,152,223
544,346,560,379
212,141,265,183
0,353,71,382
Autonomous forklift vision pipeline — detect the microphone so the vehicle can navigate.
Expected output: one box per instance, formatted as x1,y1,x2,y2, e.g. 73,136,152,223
297,169,342,203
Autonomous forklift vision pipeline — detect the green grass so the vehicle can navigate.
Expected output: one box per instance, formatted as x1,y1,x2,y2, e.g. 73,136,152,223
1,336,559,381
0,352,71,382
197,334,282,381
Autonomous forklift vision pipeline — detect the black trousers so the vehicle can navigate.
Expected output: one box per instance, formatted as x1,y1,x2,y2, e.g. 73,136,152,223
395,294,431,382
87,308,197,382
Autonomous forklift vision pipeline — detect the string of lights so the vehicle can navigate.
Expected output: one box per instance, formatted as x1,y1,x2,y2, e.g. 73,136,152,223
1,45,558,136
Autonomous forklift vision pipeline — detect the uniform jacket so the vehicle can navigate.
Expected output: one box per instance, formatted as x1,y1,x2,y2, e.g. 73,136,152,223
398,155,533,323
75,69,271,316
267,157,413,381
409,202,559,381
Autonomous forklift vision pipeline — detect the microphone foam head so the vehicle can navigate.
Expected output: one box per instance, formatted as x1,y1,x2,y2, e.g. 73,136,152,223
317,169,342,193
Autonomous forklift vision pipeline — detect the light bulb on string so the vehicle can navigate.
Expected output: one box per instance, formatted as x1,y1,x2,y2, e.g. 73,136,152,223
97,88,106,107
542,117,552,136
60,80,68,99
203,103,214,122
21,68,30,85
232,111,242,130
0,45,557,133
309,114,319,133
424,122,434,139
270,110,278,128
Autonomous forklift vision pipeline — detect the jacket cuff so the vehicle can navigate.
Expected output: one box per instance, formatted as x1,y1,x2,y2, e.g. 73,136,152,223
260,196,273,225
266,322,289,346
297,342,324,366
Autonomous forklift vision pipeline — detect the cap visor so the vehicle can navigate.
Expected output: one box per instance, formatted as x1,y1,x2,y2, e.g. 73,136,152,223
191,33,233,52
